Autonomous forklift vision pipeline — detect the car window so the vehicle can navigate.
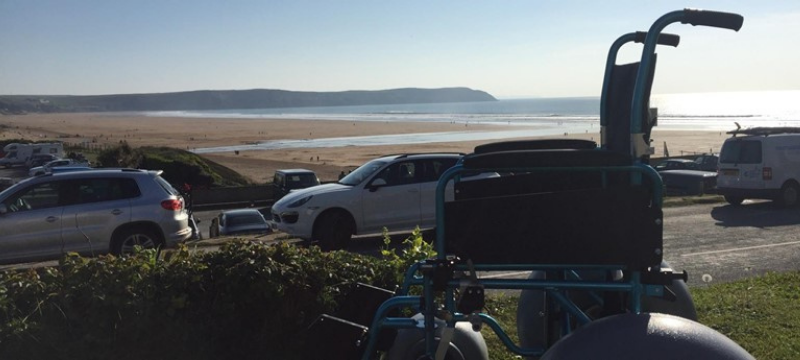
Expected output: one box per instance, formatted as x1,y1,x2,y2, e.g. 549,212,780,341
70,178,140,204
720,140,762,164
421,158,458,182
2,181,61,212
340,160,387,186
154,175,180,196
286,174,319,189
374,161,418,186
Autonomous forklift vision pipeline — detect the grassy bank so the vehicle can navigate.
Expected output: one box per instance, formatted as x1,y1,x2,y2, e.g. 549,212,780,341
480,270,800,360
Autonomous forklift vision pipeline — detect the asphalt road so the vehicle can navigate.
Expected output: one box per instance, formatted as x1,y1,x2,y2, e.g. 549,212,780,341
660,199,800,286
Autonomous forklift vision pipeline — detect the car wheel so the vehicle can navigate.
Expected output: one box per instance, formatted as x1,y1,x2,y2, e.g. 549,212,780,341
724,195,744,206
696,181,705,196
315,211,353,251
778,182,800,208
112,227,161,255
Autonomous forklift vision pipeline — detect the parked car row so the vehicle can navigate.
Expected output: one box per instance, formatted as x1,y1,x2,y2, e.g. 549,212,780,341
7,125,794,265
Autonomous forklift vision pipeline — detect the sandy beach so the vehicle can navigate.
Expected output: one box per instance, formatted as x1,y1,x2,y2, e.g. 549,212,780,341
0,113,729,183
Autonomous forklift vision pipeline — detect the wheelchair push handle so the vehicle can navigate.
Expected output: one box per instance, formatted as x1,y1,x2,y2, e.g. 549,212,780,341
634,31,680,47
630,8,743,146
682,8,744,31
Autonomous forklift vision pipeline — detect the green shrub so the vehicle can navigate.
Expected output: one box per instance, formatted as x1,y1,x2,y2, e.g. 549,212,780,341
0,241,402,360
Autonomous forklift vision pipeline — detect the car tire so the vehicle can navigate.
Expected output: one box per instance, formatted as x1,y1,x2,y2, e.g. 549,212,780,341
315,211,353,251
724,195,744,206
777,182,800,208
111,227,162,255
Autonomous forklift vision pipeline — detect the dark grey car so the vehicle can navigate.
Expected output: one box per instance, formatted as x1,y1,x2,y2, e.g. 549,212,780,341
272,169,320,200
0,169,192,265
209,208,271,238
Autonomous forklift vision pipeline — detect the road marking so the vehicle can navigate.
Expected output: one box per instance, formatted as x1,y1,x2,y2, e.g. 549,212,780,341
681,240,800,257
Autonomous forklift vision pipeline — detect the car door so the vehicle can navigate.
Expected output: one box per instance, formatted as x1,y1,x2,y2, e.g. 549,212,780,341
60,177,133,255
719,139,763,190
0,181,65,264
419,158,458,228
361,160,422,234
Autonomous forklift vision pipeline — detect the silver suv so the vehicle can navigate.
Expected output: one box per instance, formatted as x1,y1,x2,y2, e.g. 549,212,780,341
0,169,192,265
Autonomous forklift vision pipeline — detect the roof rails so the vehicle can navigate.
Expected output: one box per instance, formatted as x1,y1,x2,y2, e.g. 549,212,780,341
44,168,152,177
392,152,467,159
727,127,800,137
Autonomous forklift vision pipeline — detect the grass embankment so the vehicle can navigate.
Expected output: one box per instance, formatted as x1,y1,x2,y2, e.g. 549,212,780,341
482,271,800,360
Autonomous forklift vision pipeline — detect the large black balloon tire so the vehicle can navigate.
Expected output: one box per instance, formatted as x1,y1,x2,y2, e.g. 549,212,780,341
516,261,696,359
540,312,754,360
384,313,489,360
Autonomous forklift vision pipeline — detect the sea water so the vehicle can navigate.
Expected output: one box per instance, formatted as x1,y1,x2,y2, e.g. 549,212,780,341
145,90,800,153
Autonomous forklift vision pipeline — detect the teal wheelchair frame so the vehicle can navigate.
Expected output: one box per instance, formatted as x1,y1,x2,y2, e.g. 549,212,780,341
354,9,743,360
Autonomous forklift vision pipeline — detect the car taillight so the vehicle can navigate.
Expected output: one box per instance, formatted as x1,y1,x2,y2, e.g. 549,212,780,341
763,167,772,180
161,199,183,211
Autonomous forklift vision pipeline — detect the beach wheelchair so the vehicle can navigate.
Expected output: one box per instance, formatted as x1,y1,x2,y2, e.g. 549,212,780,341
308,9,753,360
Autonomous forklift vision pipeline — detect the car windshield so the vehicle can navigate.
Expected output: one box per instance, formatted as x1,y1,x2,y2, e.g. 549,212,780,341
339,160,388,186
286,174,319,189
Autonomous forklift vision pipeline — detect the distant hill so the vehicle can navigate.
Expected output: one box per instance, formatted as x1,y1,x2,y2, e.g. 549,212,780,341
0,87,496,114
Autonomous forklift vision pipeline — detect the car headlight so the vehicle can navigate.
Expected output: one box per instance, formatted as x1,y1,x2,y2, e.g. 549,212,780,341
287,195,313,208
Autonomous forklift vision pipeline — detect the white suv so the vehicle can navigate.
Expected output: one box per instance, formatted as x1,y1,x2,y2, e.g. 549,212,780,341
0,169,192,265
270,153,470,250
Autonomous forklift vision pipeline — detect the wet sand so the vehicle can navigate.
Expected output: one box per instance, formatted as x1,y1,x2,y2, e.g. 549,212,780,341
0,113,729,183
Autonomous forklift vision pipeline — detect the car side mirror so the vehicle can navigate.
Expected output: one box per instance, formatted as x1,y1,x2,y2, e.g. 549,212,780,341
368,178,387,192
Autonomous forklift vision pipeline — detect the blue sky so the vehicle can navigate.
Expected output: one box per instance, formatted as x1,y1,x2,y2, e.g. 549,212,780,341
1,1,798,98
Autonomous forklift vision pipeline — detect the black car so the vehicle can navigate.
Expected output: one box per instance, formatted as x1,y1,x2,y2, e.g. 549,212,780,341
654,158,700,172
272,169,320,200
694,154,719,172
659,169,717,196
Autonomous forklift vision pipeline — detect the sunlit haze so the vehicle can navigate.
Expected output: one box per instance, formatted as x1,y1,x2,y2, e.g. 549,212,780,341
1,0,799,98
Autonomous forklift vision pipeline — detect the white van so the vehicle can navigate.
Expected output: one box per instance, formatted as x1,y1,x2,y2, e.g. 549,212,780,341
716,127,800,206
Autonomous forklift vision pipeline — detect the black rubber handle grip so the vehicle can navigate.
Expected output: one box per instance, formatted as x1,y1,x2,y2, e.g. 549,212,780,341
682,8,744,31
635,31,681,47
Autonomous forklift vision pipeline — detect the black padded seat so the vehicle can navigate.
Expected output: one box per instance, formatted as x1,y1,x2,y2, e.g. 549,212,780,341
474,139,597,154
444,185,662,269
461,149,632,170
